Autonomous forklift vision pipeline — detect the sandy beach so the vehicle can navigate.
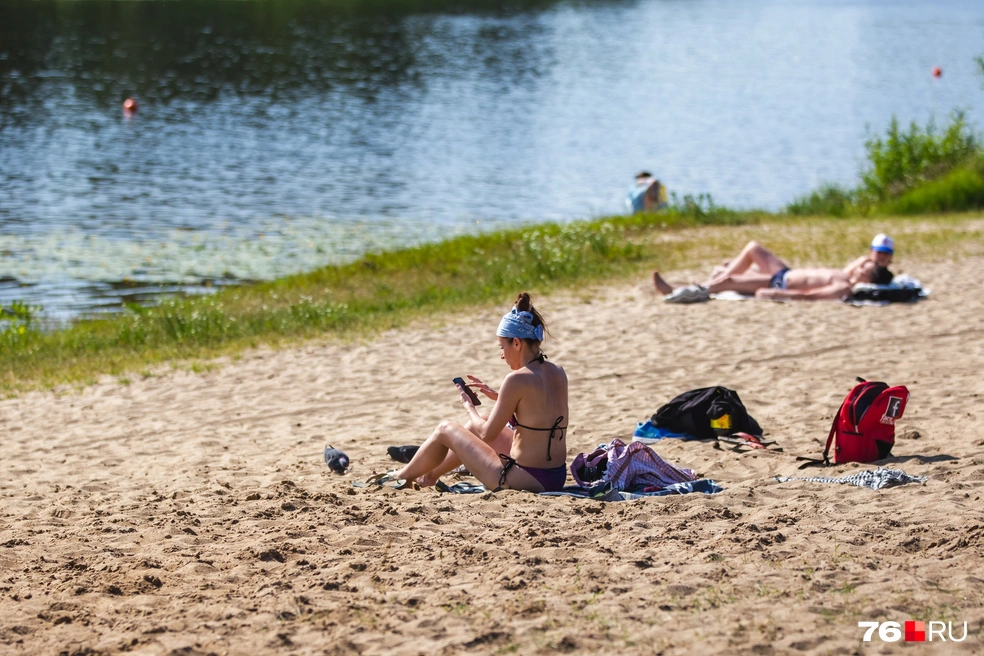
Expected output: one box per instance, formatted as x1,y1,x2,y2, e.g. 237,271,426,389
2,253,983,655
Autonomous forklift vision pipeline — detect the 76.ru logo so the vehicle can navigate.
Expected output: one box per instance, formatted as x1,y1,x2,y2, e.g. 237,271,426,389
859,621,968,642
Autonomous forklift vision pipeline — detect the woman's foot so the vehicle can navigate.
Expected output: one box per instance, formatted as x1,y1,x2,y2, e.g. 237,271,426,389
652,270,674,295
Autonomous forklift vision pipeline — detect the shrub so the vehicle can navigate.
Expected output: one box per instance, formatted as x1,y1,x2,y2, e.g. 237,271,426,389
786,184,857,217
861,110,979,200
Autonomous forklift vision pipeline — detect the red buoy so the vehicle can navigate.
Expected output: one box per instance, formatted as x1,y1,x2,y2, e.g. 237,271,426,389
122,97,138,116
932,67,942,78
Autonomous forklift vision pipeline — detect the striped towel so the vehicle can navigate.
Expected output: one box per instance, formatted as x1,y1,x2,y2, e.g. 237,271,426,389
775,468,927,490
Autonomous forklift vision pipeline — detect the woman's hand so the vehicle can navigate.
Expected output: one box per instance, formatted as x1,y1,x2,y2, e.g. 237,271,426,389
467,375,498,401
458,386,476,410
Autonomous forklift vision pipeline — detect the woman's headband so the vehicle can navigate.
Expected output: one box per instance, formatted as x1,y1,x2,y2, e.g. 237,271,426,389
496,307,544,342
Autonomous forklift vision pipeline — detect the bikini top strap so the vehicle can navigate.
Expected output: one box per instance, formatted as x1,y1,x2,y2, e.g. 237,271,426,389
545,415,564,461
512,415,567,461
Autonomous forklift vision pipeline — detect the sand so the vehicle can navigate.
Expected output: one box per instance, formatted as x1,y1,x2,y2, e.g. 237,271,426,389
2,254,983,655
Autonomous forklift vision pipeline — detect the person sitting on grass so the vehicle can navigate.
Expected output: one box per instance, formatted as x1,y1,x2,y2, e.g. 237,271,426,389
371,292,570,493
652,238,893,302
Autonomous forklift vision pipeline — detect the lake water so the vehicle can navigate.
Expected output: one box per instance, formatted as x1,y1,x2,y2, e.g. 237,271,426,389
2,0,983,319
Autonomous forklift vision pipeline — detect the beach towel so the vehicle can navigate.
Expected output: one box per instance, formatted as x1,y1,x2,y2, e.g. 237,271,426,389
775,468,927,490
435,480,721,501
632,420,693,443
619,478,725,499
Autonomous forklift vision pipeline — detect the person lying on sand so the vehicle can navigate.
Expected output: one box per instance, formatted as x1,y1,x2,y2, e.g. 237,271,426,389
652,237,894,302
379,292,569,492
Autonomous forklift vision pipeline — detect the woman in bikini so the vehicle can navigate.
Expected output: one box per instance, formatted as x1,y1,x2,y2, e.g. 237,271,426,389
386,292,569,493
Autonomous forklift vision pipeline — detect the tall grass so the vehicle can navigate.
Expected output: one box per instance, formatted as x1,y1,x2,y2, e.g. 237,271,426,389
788,111,984,216
862,111,979,200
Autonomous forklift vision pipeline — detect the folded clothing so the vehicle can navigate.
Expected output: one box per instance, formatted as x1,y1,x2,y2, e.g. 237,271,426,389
571,438,696,490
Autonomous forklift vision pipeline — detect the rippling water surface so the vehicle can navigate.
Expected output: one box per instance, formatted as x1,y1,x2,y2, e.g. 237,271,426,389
1,0,983,319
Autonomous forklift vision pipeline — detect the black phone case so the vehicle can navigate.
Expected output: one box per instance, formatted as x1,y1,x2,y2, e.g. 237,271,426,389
452,378,481,405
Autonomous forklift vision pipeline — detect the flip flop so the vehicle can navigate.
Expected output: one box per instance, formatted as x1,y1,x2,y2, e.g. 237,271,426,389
717,433,782,451
352,471,410,489
435,480,488,494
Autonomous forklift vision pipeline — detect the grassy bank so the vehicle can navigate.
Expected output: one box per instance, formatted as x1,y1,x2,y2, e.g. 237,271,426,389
3,210,984,393
788,111,984,216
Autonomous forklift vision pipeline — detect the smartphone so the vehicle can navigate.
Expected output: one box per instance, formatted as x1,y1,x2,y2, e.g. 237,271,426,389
452,377,481,406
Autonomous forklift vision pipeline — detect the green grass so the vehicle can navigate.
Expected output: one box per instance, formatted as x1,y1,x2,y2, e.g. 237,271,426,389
883,161,984,214
0,207,757,392
786,184,857,218
3,209,983,393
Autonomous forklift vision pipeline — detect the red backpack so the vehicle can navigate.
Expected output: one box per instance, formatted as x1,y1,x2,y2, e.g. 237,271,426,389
820,378,909,465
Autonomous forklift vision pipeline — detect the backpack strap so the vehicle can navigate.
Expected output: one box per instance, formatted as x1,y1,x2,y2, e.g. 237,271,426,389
821,410,839,465
796,412,839,469
798,390,853,469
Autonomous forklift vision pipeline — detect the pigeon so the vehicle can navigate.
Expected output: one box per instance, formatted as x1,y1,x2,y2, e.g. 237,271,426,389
323,445,350,474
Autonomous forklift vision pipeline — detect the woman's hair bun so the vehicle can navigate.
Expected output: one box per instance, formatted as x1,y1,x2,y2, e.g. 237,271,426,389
513,292,546,340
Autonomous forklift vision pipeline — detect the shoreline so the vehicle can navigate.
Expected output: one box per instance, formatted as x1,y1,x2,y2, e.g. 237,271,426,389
2,212,983,393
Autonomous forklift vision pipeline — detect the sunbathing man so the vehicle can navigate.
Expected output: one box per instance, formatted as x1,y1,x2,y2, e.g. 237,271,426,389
370,292,570,492
653,237,894,302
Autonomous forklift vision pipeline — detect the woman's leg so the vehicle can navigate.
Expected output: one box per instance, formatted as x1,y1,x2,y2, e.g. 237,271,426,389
396,421,542,491
415,418,512,487
395,421,502,489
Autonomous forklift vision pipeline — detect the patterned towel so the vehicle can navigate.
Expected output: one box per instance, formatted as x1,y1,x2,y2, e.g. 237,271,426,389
775,468,928,490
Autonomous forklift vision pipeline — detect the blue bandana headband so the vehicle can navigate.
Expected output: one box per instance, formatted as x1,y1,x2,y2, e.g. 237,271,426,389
496,308,544,341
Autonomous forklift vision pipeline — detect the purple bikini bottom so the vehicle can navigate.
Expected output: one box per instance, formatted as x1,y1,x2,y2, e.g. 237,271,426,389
498,454,567,492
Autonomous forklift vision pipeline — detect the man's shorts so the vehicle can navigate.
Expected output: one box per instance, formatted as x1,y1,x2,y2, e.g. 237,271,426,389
769,267,790,290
